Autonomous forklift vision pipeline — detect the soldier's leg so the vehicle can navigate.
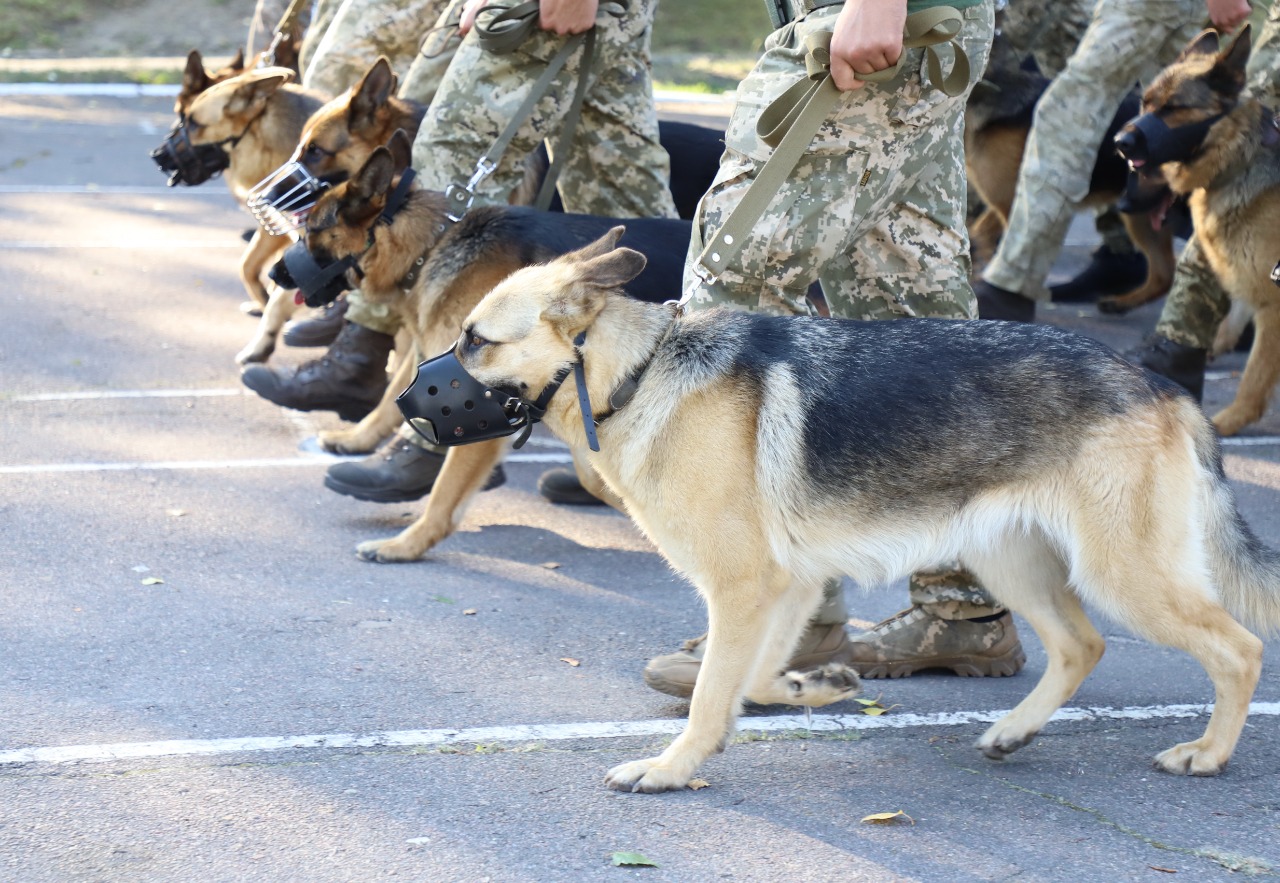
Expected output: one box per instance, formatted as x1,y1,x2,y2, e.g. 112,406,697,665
397,0,468,107
303,0,449,97
300,0,345,74
411,0,664,208
979,0,1205,316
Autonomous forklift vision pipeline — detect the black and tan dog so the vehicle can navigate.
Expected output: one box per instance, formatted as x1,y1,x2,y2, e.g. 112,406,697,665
418,228,1280,789
152,66,326,363
276,138,690,561
1117,26,1280,435
965,33,1177,313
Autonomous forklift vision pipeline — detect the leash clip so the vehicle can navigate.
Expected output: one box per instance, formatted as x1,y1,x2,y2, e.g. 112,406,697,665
445,156,497,222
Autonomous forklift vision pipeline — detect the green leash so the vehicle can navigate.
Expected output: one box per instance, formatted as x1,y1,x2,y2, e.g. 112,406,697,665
684,7,970,300
445,0,626,220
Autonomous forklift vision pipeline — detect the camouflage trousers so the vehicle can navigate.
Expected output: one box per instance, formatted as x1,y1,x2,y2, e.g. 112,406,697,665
412,0,678,218
246,0,314,59
983,0,1205,299
1000,0,1092,79
1157,1,1280,349
683,2,1001,623
302,0,454,97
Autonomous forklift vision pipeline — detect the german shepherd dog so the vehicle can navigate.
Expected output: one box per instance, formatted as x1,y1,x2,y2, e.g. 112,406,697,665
153,66,325,364
1117,26,1280,436
965,32,1177,313
279,140,691,562
174,36,302,116
428,228,1280,789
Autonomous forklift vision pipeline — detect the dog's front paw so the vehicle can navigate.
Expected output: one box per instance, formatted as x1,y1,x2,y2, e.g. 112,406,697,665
235,339,275,366
975,719,1037,761
1154,739,1229,776
1212,403,1260,438
356,538,422,563
239,300,265,318
604,758,690,793
319,428,379,454
784,664,861,707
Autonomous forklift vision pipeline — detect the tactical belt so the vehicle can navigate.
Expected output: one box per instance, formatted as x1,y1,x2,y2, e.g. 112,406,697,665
683,6,970,303
764,0,844,30
444,0,626,221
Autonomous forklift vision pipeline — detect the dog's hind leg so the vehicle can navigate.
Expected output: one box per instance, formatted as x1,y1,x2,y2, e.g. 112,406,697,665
967,531,1106,761
742,578,861,708
605,564,795,793
356,438,507,563
1213,303,1280,436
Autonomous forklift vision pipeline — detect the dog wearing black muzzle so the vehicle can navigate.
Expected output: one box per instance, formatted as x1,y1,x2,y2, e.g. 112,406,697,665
1115,25,1280,436
149,65,326,364
286,133,689,563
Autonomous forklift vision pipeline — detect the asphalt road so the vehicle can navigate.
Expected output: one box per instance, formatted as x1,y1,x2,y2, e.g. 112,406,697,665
1,90,1279,883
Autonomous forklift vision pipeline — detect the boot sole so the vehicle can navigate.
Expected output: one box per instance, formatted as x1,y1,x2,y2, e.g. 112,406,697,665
852,646,1027,680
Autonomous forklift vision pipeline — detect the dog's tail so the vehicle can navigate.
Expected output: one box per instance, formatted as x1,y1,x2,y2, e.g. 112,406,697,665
1196,423,1280,634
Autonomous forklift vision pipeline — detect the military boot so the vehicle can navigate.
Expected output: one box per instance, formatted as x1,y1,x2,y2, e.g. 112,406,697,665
282,296,349,348
845,607,1025,679
1049,245,1148,303
240,320,393,422
324,433,506,503
1125,334,1206,401
643,621,856,699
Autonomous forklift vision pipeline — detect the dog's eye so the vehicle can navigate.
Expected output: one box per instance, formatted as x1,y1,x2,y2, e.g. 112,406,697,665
470,334,489,349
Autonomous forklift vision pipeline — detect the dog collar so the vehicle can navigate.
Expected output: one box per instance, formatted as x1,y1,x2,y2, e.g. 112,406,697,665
590,308,679,429
1262,107,1280,149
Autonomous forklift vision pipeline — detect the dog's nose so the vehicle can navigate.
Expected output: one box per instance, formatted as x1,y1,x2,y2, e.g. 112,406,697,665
1114,128,1144,162
269,258,296,290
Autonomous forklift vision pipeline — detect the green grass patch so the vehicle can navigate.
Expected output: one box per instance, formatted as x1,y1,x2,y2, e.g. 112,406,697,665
653,0,771,56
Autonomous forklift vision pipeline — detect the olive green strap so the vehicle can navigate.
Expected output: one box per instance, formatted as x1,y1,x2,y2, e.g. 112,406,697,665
685,7,970,298
445,1,625,219
260,0,310,67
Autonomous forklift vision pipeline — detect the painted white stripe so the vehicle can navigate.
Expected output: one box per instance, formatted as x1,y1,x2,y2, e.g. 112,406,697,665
1221,436,1280,447
0,451,573,475
2,702,1276,766
12,388,246,402
0,240,240,250
0,185,226,195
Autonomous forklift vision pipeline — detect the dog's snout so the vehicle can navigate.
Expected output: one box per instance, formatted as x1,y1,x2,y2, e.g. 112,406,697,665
269,258,296,290
1114,127,1143,161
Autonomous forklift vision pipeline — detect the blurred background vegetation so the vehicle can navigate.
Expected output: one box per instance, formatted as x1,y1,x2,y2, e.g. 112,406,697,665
0,0,768,92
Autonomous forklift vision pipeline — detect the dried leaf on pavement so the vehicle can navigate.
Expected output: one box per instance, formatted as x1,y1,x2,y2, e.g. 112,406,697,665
861,810,915,825
610,851,658,868
140,577,164,586
688,778,711,790
560,657,581,667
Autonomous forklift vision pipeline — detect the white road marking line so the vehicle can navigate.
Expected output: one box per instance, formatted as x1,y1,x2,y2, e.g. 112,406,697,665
0,185,227,195
12,388,247,402
2,702,1277,767
0,452,573,475
1221,436,1280,447
0,240,240,249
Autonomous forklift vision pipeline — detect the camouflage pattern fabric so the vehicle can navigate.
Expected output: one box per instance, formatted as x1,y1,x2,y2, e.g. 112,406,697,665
300,0,346,74
681,2,1002,622
344,290,403,336
247,0,314,58
1156,2,1280,349
1000,0,1093,78
982,0,1206,300
411,0,678,218
398,0,468,107
302,0,454,96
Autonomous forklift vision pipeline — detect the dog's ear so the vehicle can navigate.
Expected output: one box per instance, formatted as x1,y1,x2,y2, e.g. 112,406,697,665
1209,24,1252,94
349,57,395,133
227,68,294,115
228,47,246,73
1178,28,1220,62
386,128,413,172
183,50,212,94
350,147,397,205
577,246,648,291
564,226,627,264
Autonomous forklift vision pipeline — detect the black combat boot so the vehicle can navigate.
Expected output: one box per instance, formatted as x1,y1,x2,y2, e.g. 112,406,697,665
1049,245,1148,303
1125,334,1207,401
325,434,506,503
241,320,394,421
282,296,349,348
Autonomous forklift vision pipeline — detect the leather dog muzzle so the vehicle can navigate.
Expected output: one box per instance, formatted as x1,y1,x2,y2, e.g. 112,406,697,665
1115,111,1225,169
278,239,360,308
397,349,537,448
149,121,232,187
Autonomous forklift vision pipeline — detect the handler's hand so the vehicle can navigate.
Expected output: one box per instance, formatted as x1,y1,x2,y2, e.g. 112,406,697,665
829,0,908,91
459,0,487,35
540,0,600,34
1206,0,1251,32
